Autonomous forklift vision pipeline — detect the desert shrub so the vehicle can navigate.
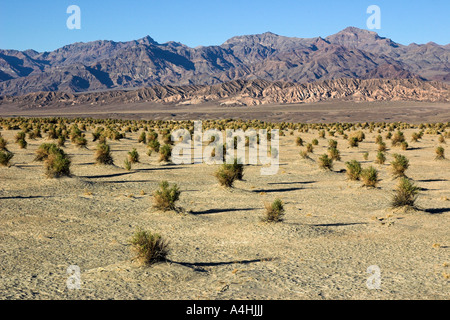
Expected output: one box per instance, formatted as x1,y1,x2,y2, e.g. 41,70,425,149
128,148,140,163
318,154,333,170
0,137,8,151
147,131,158,142
92,131,101,142
98,135,107,144
153,181,180,211
411,132,420,142
318,130,325,139
378,142,387,152
158,144,172,162
129,228,169,266
148,139,160,153
47,128,57,140
138,132,147,144
95,143,114,165
401,141,408,150
35,143,62,161
435,146,445,160
328,147,341,161
391,154,409,177
73,135,87,148
391,177,419,209
391,131,405,147
17,136,27,149
328,139,338,149
351,131,365,142
438,135,445,144
215,163,238,187
363,152,369,160
349,137,359,147
261,199,285,223
296,137,303,146
300,150,310,159
163,134,173,145
346,160,362,181
44,149,71,178
361,166,379,187
57,135,66,147
15,131,26,143
231,158,244,180
375,151,386,164
124,158,132,171
306,143,314,153
375,135,383,144
312,139,319,146
0,150,14,167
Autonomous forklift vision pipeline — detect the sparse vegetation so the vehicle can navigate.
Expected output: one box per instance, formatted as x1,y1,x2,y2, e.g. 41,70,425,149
261,199,285,223
435,146,445,160
346,160,362,181
391,177,420,209
391,153,409,177
44,147,71,178
361,166,379,187
0,150,14,167
153,181,181,211
129,228,169,266
95,143,114,165
318,154,333,170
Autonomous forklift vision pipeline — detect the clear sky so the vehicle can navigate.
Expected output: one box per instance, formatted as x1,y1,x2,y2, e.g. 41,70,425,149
0,0,449,52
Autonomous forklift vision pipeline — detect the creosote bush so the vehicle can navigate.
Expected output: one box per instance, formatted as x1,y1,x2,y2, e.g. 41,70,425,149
349,137,359,148
391,153,409,177
261,199,285,223
375,151,386,165
153,180,181,211
0,137,8,151
391,177,420,209
159,144,172,162
124,158,132,171
318,154,333,170
328,147,341,161
129,228,169,266
0,150,14,167
435,146,445,160
361,166,379,188
128,148,140,163
346,160,362,181
215,163,239,187
95,143,114,165
44,148,71,178
35,143,61,161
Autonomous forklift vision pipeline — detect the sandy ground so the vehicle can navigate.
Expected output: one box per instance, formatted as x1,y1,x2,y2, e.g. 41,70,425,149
0,120,449,300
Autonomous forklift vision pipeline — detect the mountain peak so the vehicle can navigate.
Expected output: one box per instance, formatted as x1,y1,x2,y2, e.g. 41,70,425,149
137,35,158,45
340,26,377,35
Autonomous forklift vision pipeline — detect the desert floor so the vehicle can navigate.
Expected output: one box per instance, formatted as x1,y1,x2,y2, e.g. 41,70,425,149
0,104,449,300
1,100,450,123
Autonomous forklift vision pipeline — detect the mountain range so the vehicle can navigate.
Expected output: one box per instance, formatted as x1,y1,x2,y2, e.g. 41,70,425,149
1,27,449,98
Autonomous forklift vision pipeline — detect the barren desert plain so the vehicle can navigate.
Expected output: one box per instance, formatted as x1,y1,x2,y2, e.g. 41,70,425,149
0,101,449,300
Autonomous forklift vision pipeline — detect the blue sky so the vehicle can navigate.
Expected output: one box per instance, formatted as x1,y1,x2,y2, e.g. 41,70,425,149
0,0,449,52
